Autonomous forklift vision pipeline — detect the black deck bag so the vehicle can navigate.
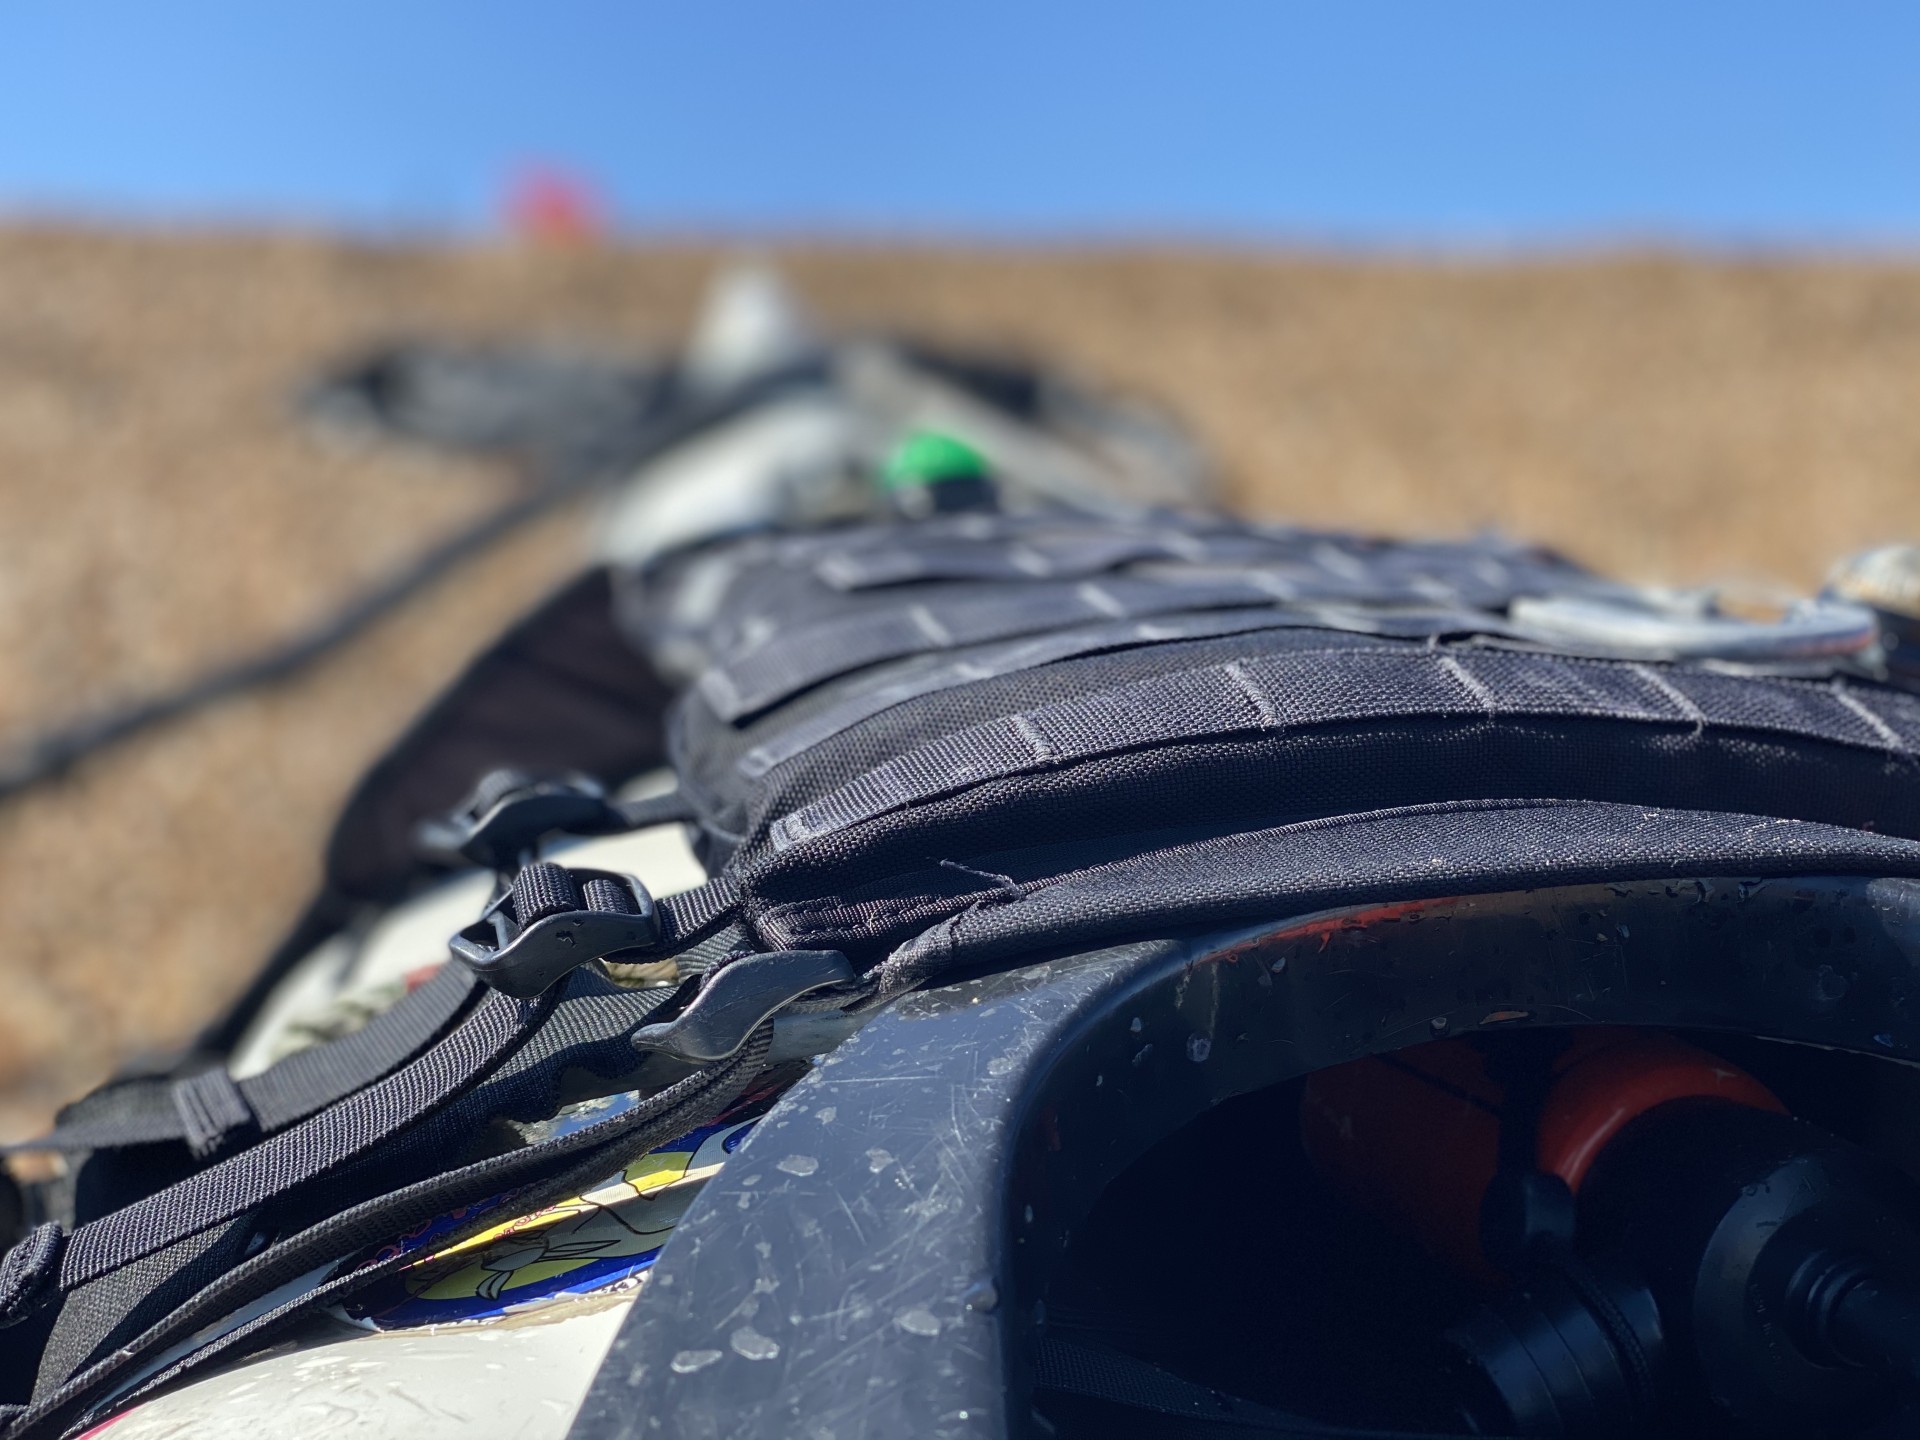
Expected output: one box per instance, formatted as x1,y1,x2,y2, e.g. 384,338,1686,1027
11,508,1920,1437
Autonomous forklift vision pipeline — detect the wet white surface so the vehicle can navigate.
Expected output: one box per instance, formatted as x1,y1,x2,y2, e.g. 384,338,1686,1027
100,1295,634,1440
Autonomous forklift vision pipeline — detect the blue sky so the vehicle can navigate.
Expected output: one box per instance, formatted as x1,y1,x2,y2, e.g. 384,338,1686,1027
3,3,1916,244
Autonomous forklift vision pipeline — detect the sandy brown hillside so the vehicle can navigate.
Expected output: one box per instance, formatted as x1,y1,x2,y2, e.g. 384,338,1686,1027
4,229,1920,1132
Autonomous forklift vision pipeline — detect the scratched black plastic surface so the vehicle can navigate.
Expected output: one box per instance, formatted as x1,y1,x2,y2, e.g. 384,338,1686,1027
568,875,1920,1440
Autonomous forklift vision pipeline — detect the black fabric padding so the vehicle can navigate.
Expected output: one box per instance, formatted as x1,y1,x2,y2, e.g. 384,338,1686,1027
734,717,1920,918
766,649,1918,852
681,628,1419,854
699,574,1278,721
757,800,1920,971
628,516,1920,989
33,1220,254,1400
19,509,1920,1429
324,568,672,903
731,606,1506,781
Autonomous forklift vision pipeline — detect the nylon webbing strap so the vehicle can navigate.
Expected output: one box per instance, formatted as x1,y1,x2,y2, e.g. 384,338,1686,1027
700,576,1284,721
22,971,686,1411
806,523,1580,598
169,1072,251,1158
658,874,743,942
701,528,1623,722
13,1018,772,1440
15,962,480,1158
770,647,1920,849
814,528,1233,589
49,983,545,1301
736,608,1490,780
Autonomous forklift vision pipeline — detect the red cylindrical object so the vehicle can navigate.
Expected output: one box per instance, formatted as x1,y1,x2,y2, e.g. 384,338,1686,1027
1300,1029,1784,1283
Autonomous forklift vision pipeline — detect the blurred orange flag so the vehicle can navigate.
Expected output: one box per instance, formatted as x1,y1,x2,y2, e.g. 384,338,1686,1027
505,166,607,244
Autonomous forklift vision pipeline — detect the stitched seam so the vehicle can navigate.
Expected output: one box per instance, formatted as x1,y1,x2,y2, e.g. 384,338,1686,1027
1833,684,1907,751
1222,660,1282,728
907,605,953,646
1626,663,1706,730
1438,655,1497,714
1076,581,1128,619
1011,713,1060,762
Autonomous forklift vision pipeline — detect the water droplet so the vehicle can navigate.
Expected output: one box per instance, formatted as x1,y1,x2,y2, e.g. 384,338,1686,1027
730,1326,781,1361
895,1307,942,1336
815,1106,837,1123
963,1279,1000,1312
777,1155,819,1176
671,1348,723,1374
986,1054,1015,1076
1129,1017,1144,1033
1023,1204,1035,1225
1185,1035,1212,1063
1131,1044,1154,1067
866,1147,895,1173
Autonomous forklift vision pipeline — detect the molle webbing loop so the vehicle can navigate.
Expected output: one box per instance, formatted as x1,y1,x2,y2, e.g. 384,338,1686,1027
766,648,1920,851
733,607,1475,781
48,983,547,1307
11,1016,773,1440
700,575,1278,720
11,962,482,1161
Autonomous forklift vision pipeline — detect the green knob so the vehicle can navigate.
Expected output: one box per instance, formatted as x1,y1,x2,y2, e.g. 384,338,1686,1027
880,430,990,490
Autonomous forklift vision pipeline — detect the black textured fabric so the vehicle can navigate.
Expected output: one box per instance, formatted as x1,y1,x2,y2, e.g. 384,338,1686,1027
325,567,673,904
168,1072,253,1160
774,800,1920,983
731,606,1498,781
17,964,480,1167
44,985,545,1317
34,1219,254,1400
512,860,587,923
766,649,1919,851
17,507,1920,1430
17,1012,762,1440
582,876,635,913
10,966,694,1418
625,515,1920,991
0,1226,62,1330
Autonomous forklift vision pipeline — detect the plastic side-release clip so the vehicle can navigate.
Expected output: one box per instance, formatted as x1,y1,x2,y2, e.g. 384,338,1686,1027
416,769,635,871
631,950,856,1064
451,862,660,998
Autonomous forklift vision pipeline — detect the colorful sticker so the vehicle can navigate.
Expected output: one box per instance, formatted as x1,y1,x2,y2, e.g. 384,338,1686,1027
346,1116,758,1328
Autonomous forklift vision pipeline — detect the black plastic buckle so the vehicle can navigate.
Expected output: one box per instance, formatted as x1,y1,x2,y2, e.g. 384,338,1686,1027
417,770,629,871
450,868,660,998
631,950,856,1064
